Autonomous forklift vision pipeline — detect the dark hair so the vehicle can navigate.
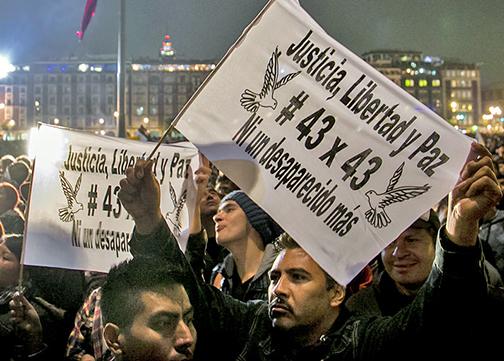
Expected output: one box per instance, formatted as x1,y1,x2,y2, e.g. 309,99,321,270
409,209,440,243
0,208,25,235
276,233,340,290
101,256,188,328
15,155,32,169
1,233,23,261
7,162,30,187
0,182,20,210
0,155,15,171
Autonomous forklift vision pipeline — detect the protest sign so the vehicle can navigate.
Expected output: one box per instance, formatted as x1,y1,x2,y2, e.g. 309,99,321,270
23,124,199,273
176,0,473,284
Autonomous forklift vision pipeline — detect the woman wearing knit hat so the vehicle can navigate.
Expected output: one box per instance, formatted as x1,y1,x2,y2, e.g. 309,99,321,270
210,190,283,301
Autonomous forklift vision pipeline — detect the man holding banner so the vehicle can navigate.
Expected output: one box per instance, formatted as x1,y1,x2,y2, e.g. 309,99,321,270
118,142,502,360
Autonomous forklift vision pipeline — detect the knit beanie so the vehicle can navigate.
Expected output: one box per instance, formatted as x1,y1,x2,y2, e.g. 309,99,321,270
221,190,283,244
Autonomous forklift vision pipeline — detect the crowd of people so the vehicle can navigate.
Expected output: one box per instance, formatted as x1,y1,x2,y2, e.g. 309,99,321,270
1,135,504,360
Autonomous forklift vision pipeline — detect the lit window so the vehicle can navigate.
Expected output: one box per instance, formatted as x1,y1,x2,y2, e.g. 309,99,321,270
419,79,428,87
405,79,414,87
432,79,440,87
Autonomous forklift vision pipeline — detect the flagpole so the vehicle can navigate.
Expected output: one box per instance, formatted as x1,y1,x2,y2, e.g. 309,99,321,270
146,0,278,160
117,0,126,138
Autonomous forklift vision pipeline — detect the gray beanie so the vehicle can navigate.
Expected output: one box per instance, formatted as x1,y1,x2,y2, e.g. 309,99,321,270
221,190,283,244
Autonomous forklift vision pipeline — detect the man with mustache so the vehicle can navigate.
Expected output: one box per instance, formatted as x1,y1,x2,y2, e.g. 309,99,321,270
119,143,503,360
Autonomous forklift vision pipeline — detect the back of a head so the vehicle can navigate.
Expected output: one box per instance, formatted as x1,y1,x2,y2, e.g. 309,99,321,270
0,155,15,173
6,162,30,187
15,155,32,169
221,190,283,245
215,173,240,196
2,233,23,261
0,207,25,234
101,256,187,328
19,181,30,203
0,182,20,212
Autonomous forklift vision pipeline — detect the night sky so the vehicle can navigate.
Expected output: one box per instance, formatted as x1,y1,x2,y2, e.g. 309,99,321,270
1,0,502,86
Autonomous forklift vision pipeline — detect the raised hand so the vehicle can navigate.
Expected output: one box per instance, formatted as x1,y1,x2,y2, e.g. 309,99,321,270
190,154,212,235
118,159,163,235
447,142,503,246
9,292,44,354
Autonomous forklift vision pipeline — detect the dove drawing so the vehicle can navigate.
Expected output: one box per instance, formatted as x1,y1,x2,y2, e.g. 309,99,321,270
364,162,430,229
58,171,84,222
240,46,300,113
166,182,187,237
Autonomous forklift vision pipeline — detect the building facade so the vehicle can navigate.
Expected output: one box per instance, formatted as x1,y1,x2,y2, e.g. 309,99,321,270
0,58,215,140
440,62,481,127
362,49,481,129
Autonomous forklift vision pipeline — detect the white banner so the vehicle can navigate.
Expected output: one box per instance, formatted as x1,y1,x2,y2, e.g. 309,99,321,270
23,124,199,273
176,0,473,284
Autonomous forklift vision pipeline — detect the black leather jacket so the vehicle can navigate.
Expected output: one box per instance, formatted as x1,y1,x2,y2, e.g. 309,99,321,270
130,222,495,361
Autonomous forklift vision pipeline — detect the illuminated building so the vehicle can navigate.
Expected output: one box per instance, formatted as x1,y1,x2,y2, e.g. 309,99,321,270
0,56,215,139
440,62,481,127
362,50,481,128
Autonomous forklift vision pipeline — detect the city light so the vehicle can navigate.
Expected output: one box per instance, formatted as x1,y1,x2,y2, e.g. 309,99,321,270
78,63,89,72
482,106,504,128
143,117,149,124
53,118,60,125
490,106,502,116
98,118,105,125
0,55,15,79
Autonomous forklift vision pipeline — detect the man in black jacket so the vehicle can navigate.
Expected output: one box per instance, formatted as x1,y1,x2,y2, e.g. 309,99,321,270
118,142,502,360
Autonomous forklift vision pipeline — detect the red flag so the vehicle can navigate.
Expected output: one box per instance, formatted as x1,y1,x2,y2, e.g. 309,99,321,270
76,0,98,40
